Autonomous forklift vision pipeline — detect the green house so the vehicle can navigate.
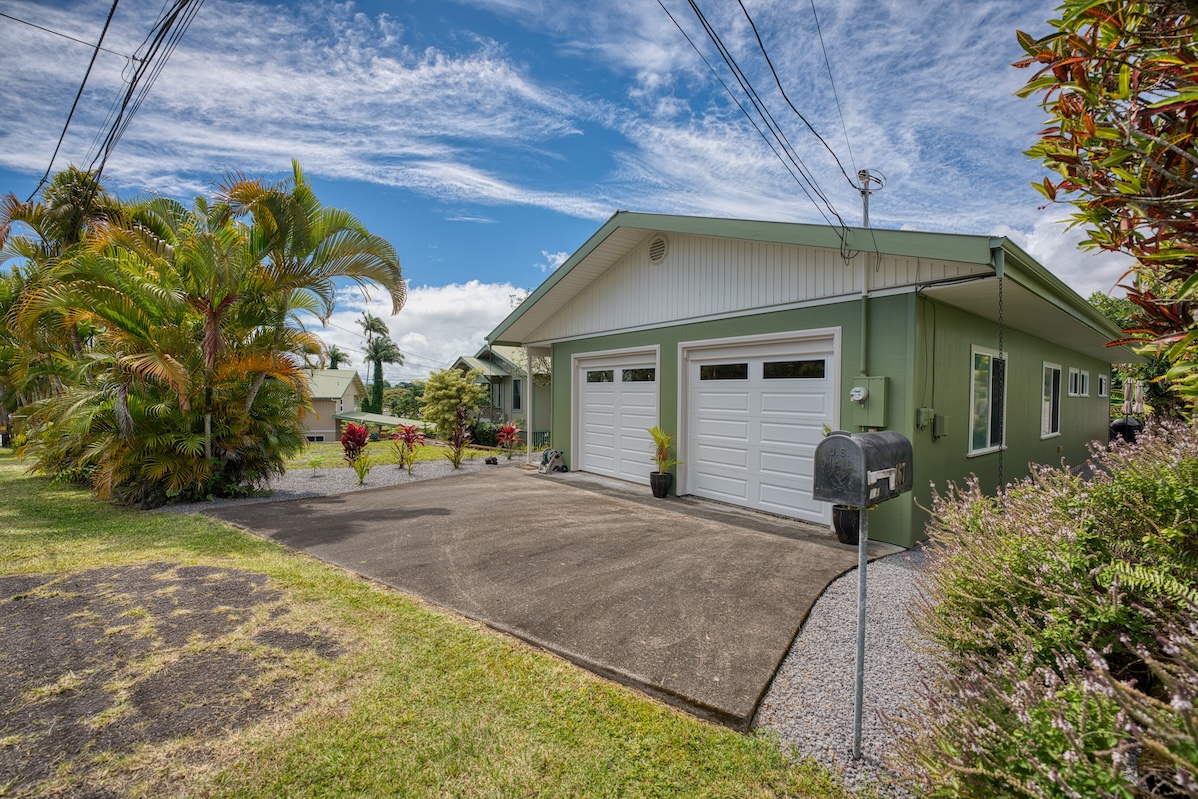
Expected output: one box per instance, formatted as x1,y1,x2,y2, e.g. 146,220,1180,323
487,212,1133,549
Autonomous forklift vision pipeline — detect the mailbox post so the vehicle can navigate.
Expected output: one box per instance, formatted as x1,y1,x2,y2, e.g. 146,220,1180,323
813,430,913,759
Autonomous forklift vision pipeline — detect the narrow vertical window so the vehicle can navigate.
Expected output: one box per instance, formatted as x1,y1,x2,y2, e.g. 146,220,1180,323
513,379,522,411
1098,374,1108,398
1068,368,1081,397
1042,363,1061,437
970,346,1006,455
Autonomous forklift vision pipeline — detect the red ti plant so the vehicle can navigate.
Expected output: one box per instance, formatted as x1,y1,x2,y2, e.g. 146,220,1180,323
446,406,471,469
341,422,369,465
389,424,426,474
496,423,523,460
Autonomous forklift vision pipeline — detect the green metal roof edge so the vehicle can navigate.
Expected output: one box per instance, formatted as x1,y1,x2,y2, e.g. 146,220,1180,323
487,211,1001,345
993,238,1127,342
333,411,424,427
307,369,366,399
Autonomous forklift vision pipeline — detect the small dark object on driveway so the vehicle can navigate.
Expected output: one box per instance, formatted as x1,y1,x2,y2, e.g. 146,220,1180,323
485,456,498,465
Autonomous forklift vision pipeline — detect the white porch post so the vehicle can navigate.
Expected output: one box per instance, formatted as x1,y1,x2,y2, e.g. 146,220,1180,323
525,345,534,465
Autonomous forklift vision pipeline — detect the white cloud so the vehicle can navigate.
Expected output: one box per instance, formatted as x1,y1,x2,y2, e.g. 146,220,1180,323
313,280,524,384
535,250,570,273
993,215,1133,300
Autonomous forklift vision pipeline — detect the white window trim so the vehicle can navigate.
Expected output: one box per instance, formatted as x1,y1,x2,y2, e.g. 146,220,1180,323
1068,367,1081,397
1079,370,1090,397
1098,374,1109,398
968,344,1008,457
1042,362,1062,440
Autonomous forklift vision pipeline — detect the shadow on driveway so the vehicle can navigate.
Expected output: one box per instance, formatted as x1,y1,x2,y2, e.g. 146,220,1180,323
207,468,898,728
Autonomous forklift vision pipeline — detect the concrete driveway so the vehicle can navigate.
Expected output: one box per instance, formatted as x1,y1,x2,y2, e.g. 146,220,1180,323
208,467,898,728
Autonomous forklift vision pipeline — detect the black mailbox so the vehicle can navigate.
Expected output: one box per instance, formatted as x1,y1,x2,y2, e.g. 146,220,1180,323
813,430,913,508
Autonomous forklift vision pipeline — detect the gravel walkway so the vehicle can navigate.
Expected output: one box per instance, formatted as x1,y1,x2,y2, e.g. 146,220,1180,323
163,459,931,797
755,547,929,797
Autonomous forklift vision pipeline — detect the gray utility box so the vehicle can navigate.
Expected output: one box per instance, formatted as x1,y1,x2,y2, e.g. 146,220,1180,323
813,430,913,509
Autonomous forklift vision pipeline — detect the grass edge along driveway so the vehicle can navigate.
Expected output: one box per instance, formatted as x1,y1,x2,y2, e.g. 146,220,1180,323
0,455,857,799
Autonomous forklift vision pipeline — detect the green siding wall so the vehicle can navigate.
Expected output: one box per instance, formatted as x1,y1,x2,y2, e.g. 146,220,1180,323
547,293,1112,549
908,296,1113,536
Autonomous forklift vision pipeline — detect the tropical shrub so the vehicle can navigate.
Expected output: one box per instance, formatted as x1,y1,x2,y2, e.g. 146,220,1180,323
420,369,486,436
351,451,373,486
497,423,522,459
890,422,1198,797
341,423,369,465
1,163,405,503
471,422,500,448
389,424,425,474
445,406,471,469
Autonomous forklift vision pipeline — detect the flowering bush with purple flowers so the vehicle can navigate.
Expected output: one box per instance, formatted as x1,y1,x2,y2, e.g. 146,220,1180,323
890,422,1198,798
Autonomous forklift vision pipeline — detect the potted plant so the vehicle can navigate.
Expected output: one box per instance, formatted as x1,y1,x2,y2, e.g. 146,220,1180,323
832,505,860,545
646,425,679,499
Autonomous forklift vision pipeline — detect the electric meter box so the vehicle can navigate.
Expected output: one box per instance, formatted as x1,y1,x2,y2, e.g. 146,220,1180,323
849,376,888,428
813,430,913,508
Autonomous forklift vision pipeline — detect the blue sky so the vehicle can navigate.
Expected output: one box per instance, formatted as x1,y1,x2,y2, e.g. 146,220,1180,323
1,0,1132,383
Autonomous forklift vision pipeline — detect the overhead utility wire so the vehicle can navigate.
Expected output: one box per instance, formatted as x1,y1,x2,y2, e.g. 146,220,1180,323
688,0,842,223
807,0,857,177
26,0,121,203
736,0,856,189
86,0,205,183
654,0,838,231
0,11,133,59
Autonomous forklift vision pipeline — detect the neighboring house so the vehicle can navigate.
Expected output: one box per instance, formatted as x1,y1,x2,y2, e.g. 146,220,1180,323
486,211,1134,549
452,344,551,444
299,368,367,442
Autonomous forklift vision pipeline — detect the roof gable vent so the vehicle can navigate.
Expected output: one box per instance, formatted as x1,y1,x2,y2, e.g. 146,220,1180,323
648,234,669,265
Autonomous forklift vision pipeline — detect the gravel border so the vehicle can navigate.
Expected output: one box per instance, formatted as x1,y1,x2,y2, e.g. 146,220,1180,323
161,457,930,796
155,453,535,513
755,547,929,797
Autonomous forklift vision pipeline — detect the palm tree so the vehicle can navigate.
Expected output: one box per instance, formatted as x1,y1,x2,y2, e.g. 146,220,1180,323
217,161,405,412
357,311,389,390
326,344,351,369
363,335,403,414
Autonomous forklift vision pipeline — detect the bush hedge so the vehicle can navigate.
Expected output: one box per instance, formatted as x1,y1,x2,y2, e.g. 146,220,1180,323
890,422,1198,798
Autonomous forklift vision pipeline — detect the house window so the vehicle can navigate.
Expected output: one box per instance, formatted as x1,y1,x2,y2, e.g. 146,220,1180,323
763,359,826,379
586,370,614,383
513,379,522,411
490,381,502,408
622,368,656,382
1042,363,1061,438
1098,374,1108,398
307,435,325,443
1068,368,1080,397
699,363,749,380
969,345,1006,455
1080,370,1090,397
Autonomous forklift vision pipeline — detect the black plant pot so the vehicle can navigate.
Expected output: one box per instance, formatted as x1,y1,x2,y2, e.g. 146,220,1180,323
832,505,860,545
649,471,672,499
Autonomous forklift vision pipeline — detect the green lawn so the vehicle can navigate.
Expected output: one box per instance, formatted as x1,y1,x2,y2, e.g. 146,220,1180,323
0,453,853,798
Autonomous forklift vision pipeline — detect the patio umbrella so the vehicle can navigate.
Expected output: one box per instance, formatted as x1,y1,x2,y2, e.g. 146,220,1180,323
1133,379,1146,415
1121,380,1135,416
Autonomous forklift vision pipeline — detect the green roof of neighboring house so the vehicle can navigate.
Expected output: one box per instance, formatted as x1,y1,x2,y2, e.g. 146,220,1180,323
453,355,507,378
307,368,366,400
333,411,426,428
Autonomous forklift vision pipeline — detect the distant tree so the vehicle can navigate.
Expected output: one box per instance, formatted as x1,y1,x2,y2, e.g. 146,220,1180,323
362,335,402,414
420,369,486,436
1015,1,1198,405
392,380,425,418
1089,292,1186,418
357,312,389,390
326,344,352,369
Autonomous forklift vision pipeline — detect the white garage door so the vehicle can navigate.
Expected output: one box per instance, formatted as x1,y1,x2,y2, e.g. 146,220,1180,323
686,337,836,523
577,356,657,483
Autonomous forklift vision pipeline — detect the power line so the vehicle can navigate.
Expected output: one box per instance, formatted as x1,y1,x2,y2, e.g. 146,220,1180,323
808,0,858,177
26,0,121,203
656,0,841,234
0,10,134,59
736,0,856,189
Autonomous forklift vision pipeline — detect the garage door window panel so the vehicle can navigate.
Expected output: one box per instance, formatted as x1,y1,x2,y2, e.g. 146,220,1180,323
763,359,826,379
587,370,614,383
622,368,655,382
700,363,749,380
